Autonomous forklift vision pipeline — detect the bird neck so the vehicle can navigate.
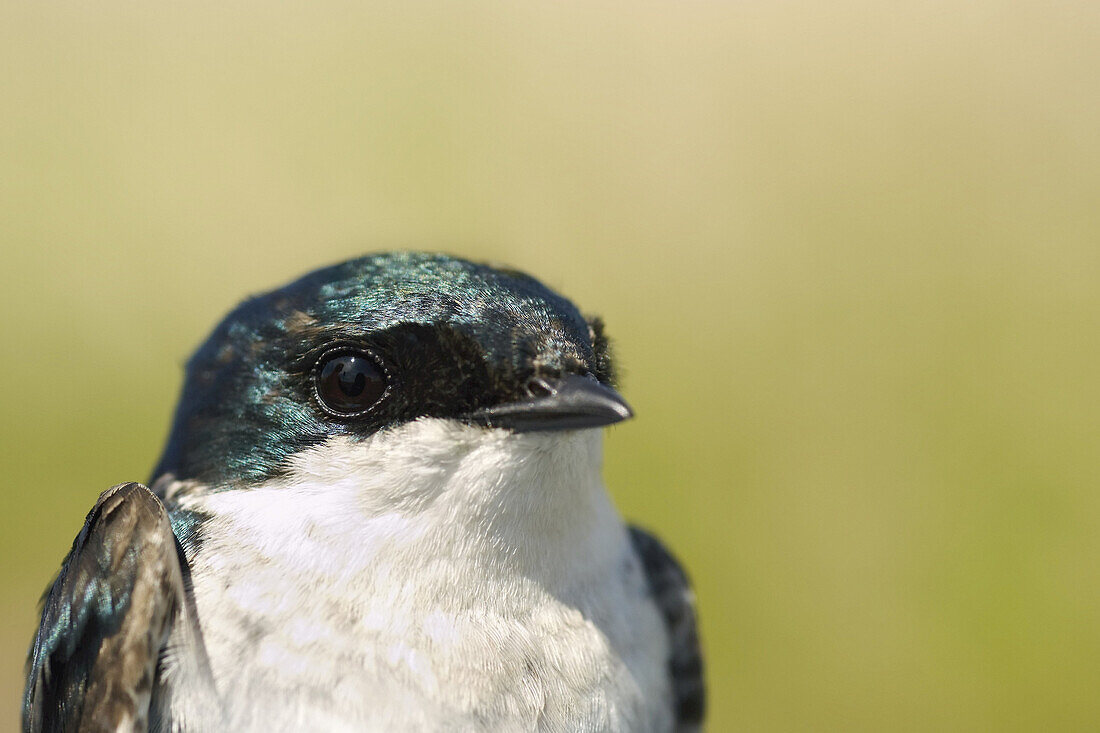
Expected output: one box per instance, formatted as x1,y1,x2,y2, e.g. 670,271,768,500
174,420,626,593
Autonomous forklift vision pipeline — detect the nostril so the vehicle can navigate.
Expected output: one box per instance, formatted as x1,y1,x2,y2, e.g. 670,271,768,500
525,377,554,399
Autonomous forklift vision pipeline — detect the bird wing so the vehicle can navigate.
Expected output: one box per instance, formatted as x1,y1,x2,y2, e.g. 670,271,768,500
628,525,705,732
24,482,185,733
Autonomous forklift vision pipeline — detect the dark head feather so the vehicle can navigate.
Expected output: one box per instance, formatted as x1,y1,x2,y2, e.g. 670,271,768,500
152,252,616,486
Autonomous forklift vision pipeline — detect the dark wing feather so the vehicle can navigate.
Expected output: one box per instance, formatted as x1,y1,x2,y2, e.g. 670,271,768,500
24,483,184,733
628,525,705,731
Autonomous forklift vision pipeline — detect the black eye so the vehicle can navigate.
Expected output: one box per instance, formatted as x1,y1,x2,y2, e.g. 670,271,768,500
315,351,388,415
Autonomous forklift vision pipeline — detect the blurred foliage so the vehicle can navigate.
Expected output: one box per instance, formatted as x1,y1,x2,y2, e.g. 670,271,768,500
2,1,1100,730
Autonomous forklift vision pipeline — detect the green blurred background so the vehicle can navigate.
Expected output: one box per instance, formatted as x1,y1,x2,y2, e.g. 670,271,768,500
3,1,1099,730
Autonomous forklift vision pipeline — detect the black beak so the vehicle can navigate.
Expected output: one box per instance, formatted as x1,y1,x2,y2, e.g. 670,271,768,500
466,374,634,433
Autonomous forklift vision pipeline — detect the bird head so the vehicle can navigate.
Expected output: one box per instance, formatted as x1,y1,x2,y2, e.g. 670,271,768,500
152,252,631,489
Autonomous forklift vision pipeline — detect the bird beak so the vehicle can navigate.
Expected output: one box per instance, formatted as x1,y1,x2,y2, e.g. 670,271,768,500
466,374,634,432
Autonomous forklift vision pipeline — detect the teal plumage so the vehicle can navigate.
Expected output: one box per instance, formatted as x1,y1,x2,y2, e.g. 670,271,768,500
154,252,612,486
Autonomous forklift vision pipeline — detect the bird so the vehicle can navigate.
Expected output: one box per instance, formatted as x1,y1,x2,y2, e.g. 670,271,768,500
23,252,704,732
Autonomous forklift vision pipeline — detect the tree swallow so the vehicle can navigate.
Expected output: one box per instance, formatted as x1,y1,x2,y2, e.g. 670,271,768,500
24,252,704,732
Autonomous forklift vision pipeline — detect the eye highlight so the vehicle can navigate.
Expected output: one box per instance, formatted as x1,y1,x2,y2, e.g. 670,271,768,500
314,350,388,416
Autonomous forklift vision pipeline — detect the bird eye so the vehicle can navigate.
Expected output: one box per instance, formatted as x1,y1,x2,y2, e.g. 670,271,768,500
315,351,387,415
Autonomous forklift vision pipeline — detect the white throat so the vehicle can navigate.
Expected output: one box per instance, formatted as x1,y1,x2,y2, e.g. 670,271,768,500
179,419,625,599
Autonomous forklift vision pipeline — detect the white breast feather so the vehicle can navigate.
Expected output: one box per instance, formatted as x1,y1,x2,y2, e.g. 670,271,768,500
161,419,672,732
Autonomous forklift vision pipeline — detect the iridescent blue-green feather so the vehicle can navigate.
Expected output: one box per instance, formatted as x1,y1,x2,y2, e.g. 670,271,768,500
24,483,184,733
